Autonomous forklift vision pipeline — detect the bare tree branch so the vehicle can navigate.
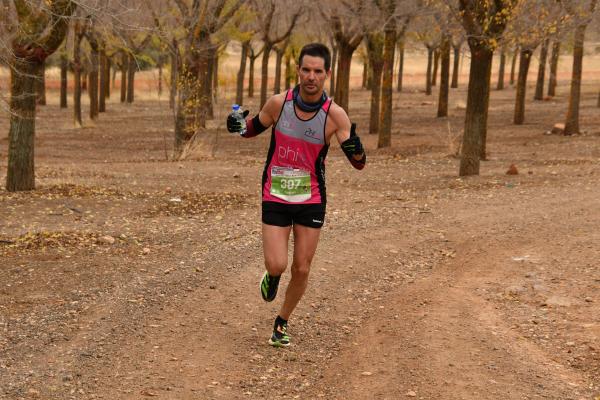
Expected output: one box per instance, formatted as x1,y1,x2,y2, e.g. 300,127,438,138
272,8,301,44
173,0,189,18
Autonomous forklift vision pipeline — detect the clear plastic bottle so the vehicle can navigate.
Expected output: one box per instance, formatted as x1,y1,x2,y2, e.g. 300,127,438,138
231,104,246,135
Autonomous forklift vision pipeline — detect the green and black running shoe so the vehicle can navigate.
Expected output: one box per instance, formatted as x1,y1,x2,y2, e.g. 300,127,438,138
268,321,290,347
260,272,280,302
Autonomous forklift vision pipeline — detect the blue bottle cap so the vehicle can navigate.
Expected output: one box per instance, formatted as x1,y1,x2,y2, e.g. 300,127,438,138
232,104,240,111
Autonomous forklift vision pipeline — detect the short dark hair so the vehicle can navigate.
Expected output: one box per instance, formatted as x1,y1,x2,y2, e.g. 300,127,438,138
298,43,331,71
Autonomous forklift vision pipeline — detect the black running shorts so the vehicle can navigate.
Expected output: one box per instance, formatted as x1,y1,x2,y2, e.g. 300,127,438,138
262,201,326,229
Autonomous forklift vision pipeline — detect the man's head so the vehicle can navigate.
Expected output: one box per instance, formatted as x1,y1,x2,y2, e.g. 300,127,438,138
297,43,331,98
298,43,331,72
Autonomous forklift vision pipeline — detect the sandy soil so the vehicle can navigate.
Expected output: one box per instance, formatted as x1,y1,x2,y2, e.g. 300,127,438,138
0,69,600,400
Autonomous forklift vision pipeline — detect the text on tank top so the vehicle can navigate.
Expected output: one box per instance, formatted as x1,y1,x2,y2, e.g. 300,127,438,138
262,90,331,204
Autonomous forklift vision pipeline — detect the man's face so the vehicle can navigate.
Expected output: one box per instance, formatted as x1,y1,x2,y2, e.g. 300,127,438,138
297,55,330,96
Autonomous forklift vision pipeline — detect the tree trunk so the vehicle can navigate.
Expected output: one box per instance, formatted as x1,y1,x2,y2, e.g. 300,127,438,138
205,47,216,119
6,2,74,192
205,50,215,119
260,43,273,108
174,57,200,157
99,49,107,112
534,39,549,101
330,44,337,95
120,52,127,103
362,58,369,89
514,48,533,125
451,44,460,88
105,57,111,99
284,52,292,90
236,41,249,106
36,61,46,106
432,49,440,86
564,24,587,135
73,33,83,127
126,53,135,103
274,48,284,94
6,61,41,191
510,48,518,85
378,26,396,148
174,67,197,157
397,41,404,92
334,44,355,112
248,54,256,98
496,51,506,90
170,45,178,110
60,53,68,108
367,33,384,135
459,45,493,176
212,52,218,99
425,46,433,95
437,35,451,118
81,71,87,91
173,37,212,157
548,40,560,97
89,46,99,120
158,62,163,97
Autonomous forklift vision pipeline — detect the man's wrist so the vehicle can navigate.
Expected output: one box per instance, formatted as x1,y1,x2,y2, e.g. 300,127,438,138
242,114,268,138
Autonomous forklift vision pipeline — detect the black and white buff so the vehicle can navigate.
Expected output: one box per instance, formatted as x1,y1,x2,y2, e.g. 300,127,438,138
292,84,327,112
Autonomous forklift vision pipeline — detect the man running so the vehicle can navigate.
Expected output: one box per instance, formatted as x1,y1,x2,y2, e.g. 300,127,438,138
227,43,366,347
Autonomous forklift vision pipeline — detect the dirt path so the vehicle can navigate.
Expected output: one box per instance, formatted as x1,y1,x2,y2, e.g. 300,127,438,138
319,188,599,400
2,85,600,399
4,157,597,400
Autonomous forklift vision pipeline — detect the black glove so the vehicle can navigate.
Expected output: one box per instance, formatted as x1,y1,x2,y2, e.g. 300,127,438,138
227,109,249,133
341,123,364,155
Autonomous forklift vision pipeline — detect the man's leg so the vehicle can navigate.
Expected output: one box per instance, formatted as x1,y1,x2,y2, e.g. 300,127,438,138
262,223,293,347
262,223,292,277
278,224,321,320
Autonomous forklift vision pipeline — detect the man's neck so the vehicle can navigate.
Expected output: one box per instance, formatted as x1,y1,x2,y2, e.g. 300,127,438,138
298,89,323,104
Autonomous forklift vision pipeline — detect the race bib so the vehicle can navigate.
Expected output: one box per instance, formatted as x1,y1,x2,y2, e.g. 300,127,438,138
270,166,311,202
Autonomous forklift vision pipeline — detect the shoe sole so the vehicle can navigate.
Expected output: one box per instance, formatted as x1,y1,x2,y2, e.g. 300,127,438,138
268,338,290,347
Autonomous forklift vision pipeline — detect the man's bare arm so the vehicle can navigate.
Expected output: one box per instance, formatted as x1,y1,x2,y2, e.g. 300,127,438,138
257,94,285,127
240,94,285,138
330,103,352,144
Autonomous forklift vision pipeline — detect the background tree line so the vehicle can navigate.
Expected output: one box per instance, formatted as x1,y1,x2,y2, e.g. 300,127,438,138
1,0,599,192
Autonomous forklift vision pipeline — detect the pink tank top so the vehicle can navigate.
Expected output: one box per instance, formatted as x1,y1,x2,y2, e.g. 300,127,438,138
262,90,332,205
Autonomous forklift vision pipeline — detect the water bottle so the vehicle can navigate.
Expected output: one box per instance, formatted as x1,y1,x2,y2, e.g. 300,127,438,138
231,104,246,135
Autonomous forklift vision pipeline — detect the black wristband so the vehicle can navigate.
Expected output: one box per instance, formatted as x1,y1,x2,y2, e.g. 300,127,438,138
242,115,268,138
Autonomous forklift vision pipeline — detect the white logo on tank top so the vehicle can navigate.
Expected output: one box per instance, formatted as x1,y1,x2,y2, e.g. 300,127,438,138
278,145,305,163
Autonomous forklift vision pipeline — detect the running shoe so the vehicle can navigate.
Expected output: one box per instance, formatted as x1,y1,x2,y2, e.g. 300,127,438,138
268,321,290,347
260,272,280,302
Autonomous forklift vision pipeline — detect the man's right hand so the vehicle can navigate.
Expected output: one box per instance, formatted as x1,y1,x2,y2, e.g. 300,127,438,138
227,110,249,133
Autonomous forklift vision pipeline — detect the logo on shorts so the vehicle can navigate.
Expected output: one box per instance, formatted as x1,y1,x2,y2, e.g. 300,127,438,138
312,219,323,223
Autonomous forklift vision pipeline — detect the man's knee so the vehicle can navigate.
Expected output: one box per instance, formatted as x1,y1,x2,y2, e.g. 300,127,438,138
291,262,311,280
265,257,287,276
